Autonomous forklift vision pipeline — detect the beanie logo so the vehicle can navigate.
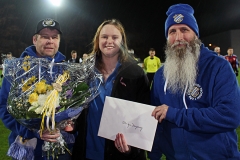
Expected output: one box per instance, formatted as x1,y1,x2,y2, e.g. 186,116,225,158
173,14,184,23
42,18,56,27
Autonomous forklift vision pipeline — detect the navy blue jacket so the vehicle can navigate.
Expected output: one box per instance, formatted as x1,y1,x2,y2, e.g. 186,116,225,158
0,45,67,160
149,44,240,159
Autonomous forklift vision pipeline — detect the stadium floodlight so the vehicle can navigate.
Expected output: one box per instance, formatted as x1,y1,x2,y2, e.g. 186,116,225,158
49,0,61,7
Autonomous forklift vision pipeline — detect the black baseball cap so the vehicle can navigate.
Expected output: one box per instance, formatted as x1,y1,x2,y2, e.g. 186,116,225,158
35,18,62,34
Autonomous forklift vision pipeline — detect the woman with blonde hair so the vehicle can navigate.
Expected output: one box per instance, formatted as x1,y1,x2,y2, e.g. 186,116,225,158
72,19,150,160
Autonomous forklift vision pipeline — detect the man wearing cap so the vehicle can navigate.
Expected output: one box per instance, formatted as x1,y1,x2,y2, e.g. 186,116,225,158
148,4,240,159
0,18,72,160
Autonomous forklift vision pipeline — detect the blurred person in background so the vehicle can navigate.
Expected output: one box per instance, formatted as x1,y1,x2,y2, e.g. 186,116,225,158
214,46,225,59
143,48,161,85
6,52,14,60
225,47,239,76
82,53,88,62
68,50,80,63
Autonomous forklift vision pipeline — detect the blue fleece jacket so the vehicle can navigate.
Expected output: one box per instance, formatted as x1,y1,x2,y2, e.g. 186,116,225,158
0,45,66,160
149,44,240,159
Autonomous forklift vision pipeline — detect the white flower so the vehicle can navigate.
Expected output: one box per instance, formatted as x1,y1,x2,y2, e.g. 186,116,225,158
28,91,60,114
38,91,51,106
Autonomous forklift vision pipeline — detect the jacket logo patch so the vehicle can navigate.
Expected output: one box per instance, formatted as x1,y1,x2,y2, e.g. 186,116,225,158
187,84,203,100
173,14,184,23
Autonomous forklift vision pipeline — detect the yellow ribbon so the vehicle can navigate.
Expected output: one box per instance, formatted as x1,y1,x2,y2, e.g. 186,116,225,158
40,71,69,137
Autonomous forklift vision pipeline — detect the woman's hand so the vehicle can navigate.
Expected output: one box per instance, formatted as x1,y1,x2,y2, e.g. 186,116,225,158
64,120,74,132
114,133,131,153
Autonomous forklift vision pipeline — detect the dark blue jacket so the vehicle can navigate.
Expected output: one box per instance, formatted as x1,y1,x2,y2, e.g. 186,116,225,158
0,45,67,160
149,44,240,159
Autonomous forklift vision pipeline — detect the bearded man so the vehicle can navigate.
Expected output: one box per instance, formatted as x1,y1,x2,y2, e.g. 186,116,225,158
148,4,240,160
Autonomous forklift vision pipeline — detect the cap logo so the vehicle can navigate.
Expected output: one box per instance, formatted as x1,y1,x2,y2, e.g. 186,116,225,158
173,14,184,23
42,19,56,27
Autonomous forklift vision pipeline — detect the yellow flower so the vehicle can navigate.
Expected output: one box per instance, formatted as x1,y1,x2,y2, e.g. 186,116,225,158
22,61,30,72
35,81,47,94
28,93,38,105
22,84,30,92
22,76,36,92
47,84,53,91
24,55,30,60
22,56,31,71
29,76,36,84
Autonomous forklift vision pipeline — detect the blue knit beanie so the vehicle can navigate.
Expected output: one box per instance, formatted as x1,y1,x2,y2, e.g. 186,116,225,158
165,4,199,38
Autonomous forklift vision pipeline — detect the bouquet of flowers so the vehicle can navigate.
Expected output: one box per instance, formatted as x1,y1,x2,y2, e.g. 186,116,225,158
2,55,100,159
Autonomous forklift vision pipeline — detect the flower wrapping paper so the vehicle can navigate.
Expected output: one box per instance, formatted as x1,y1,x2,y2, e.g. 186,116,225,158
3,55,100,159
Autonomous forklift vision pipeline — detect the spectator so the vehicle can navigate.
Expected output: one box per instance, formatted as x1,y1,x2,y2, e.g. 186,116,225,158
6,52,14,60
1,52,15,63
225,47,239,76
128,49,138,61
68,50,80,63
214,46,225,59
148,4,240,160
82,53,88,61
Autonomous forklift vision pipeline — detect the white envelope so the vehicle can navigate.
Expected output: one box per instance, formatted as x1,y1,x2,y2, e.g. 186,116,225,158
98,96,158,151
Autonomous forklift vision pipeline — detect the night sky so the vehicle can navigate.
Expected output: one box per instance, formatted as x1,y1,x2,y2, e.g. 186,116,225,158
1,0,240,61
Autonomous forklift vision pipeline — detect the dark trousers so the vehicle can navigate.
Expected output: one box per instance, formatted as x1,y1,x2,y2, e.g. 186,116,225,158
147,72,155,85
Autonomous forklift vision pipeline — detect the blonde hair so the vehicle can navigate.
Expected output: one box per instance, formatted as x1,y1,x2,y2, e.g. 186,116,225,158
90,19,131,69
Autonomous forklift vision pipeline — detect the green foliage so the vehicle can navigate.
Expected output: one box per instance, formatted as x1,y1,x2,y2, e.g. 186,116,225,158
59,81,90,109
26,109,42,119
73,82,89,93
0,120,11,160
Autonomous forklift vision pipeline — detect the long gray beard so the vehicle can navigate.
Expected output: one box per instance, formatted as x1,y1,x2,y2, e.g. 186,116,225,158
163,39,201,94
